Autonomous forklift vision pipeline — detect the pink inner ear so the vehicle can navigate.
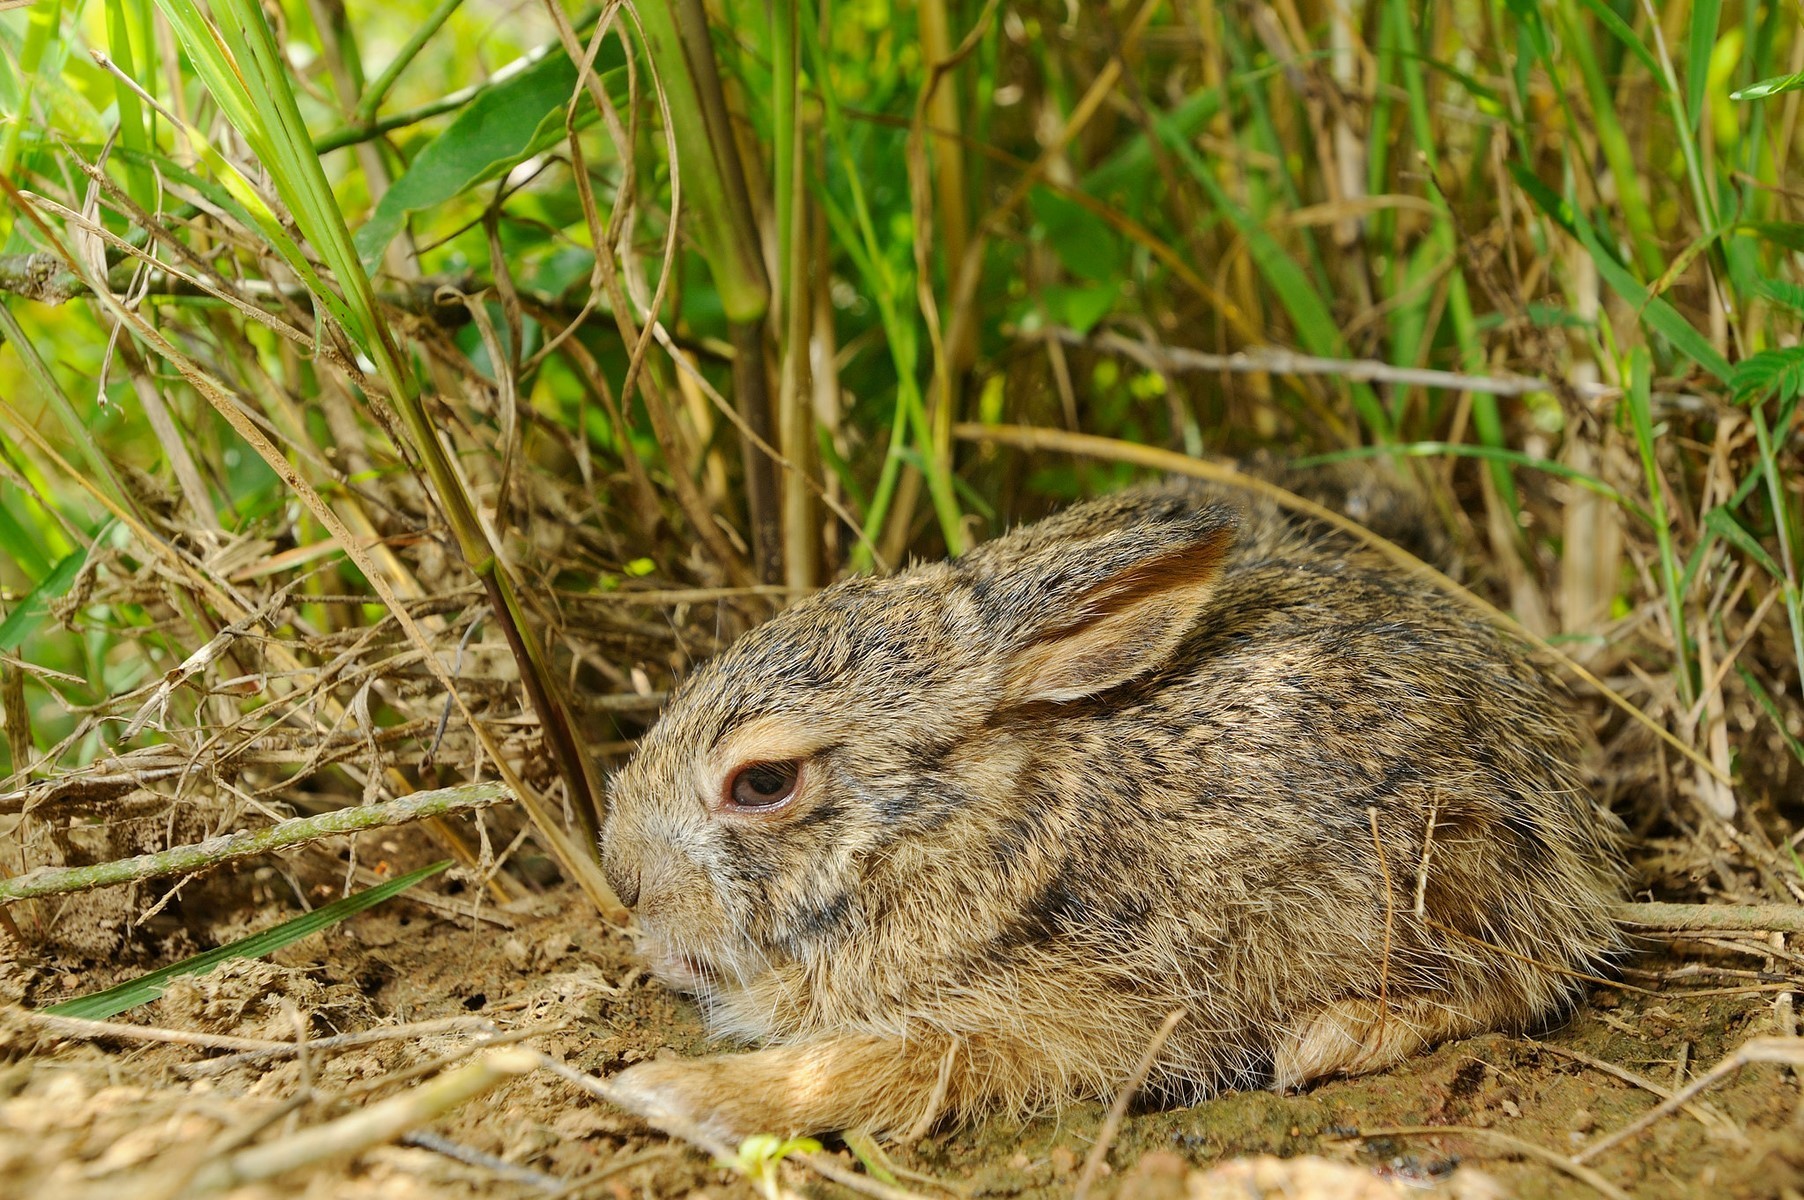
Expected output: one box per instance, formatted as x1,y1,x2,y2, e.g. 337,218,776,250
1001,532,1233,706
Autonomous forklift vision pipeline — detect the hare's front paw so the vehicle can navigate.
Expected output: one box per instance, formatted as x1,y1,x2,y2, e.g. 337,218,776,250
609,1057,751,1144
607,1035,955,1139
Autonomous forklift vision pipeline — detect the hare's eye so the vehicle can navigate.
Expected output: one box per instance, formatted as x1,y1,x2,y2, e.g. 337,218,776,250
727,761,801,811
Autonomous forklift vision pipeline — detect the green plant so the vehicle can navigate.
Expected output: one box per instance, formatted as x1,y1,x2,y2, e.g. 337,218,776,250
723,1133,822,1200
2,0,1799,927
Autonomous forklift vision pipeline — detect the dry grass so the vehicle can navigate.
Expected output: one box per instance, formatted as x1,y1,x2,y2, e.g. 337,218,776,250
0,0,1801,1195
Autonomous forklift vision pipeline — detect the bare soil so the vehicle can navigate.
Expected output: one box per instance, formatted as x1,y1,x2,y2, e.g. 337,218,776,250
2,825,1800,1200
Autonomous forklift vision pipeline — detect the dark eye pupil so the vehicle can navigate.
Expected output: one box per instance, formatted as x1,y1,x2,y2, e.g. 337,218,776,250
732,761,798,808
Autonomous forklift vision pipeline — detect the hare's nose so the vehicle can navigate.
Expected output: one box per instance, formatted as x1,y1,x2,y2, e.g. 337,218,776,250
601,842,641,908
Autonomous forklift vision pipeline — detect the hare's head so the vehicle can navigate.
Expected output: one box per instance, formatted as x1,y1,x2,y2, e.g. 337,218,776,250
599,491,1237,1000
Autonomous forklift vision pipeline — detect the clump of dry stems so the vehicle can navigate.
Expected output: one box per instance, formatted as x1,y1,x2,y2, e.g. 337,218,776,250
0,0,1801,1192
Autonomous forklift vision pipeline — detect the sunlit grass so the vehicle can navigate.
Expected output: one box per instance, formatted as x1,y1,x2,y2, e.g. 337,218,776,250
0,0,1800,910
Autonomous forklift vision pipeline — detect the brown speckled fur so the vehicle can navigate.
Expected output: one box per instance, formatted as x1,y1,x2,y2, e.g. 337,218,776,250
600,482,1625,1139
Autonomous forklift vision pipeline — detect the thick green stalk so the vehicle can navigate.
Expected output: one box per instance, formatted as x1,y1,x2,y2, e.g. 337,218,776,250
635,1,769,325
772,0,818,592
639,0,782,583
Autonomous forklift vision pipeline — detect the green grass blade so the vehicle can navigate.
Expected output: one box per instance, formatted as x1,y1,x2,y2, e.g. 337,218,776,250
0,0,63,207
1737,662,1804,769
1685,0,1722,133
0,489,56,580
1551,0,1662,275
0,545,89,655
1148,108,1391,441
1569,204,1733,382
1572,0,1659,76
1748,401,1804,695
103,0,153,210
42,860,451,1020
1702,505,1783,579
0,302,133,510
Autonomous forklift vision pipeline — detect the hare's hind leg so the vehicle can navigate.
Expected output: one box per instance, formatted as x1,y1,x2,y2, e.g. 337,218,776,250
1271,996,1501,1090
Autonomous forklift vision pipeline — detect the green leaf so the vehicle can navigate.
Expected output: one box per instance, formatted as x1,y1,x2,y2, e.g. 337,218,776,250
1751,274,1804,316
0,491,53,580
1731,346,1804,404
1736,221,1804,252
1737,663,1804,771
1084,84,1225,202
1502,0,1554,64
355,55,622,269
1731,66,1804,101
1625,346,1695,702
0,546,88,656
1527,182,1732,382
1030,187,1125,283
42,861,450,1021
1035,281,1121,335
1508,161,1578,238
1702,505,1783,578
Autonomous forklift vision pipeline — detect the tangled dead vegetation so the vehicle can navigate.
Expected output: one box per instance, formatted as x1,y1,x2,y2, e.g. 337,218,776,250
1,428,1802,1198
3,0,1804,1195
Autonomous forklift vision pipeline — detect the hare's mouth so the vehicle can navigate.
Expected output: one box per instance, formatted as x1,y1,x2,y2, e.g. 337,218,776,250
642,946,719,995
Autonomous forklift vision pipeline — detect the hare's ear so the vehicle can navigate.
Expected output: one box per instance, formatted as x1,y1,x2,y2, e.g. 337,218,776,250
991,517,1235,705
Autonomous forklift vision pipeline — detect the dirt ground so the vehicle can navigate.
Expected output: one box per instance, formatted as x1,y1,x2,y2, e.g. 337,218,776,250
2,820,1801,1200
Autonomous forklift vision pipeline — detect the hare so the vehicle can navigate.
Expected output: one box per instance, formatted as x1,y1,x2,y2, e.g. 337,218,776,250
599,481,1624,1139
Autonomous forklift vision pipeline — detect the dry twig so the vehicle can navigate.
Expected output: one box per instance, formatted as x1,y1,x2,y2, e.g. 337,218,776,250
1616,901,1804,936
175,1016,500,1077
1526,1041,1743,1141
0,781,512,904
1339,1125,1630,1200
1573,1036,1804,1165
1073,1008,1188,1200
181,1047,538,1193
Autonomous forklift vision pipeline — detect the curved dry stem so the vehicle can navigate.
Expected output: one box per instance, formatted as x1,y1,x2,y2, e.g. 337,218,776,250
953,423,1732,789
